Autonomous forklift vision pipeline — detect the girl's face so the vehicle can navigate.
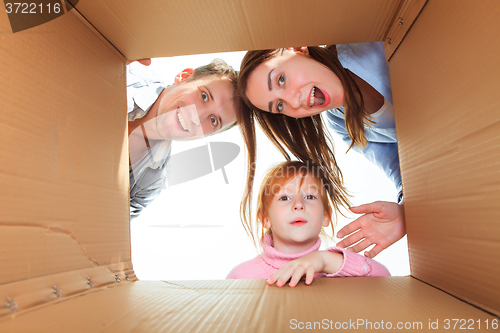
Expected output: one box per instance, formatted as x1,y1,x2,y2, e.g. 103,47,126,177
262,174,331,254
246,48,345,118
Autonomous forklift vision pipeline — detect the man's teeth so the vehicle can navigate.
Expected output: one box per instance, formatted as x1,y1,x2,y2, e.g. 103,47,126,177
177,111,188,131
309,87,315,107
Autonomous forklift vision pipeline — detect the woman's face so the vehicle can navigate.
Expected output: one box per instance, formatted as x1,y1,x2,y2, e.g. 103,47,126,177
246,48,345,118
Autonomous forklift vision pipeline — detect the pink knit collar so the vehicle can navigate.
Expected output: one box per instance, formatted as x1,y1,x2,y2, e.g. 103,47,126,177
261,234,322,269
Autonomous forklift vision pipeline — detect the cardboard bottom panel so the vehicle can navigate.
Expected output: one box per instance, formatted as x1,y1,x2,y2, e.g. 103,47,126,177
0,263,135,319
0,277,496,332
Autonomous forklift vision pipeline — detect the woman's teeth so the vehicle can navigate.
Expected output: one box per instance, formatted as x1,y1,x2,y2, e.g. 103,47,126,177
177,110,188,131
309,87,325,107
310,87,316,107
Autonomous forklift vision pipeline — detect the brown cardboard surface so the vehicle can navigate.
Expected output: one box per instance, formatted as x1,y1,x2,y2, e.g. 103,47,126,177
70,0,401,59
389,0,500,315
0,2,130,296
1,278,497,332
383,0,427,60
2,0,499,329
0,265,136,318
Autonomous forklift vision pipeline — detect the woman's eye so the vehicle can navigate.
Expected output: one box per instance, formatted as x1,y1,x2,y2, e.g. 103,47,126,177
278,74,285,86
277,100,284,113
210,116,218,127
201,92,208,102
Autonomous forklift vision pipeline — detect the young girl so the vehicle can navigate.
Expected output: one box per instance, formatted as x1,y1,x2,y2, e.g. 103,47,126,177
227,161,390,287
236,43,405,259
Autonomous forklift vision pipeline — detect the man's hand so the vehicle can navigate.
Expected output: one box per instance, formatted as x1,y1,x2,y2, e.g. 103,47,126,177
336,201,406,258
126,58,152,66
267,251,343,287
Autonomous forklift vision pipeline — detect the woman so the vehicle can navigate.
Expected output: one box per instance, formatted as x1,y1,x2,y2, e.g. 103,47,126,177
236,42,405,258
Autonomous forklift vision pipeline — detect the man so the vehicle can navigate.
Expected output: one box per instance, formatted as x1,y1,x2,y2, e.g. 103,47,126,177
127,58,238,220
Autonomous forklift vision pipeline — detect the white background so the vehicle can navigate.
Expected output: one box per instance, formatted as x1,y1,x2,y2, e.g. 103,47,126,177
131,51,410,280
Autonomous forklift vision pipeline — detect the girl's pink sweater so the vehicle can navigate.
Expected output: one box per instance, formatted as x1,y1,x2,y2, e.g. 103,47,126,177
227,234,390,279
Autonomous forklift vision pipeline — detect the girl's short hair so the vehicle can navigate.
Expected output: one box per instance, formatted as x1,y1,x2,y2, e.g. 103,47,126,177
252,161,336,245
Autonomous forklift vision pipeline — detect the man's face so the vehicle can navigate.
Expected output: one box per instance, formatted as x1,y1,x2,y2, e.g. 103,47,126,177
155,74,236,141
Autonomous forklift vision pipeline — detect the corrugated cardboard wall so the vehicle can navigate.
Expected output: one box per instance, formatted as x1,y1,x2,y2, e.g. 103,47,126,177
0,7,131,311
2,0,499,324
0,278,496,332
390,0,500,314
70,0,401,59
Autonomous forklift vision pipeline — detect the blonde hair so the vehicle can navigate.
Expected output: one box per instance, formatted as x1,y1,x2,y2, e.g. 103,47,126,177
251,161,337,246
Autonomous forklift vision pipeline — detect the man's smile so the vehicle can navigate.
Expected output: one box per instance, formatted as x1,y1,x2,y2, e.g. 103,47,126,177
176,108,189,131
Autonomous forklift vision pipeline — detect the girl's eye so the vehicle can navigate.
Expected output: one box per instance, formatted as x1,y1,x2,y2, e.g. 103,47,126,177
201,92,208,102
305,195,316,200
278,74,285,86
278,196,290,201
277,100,284,113
210,116,218,127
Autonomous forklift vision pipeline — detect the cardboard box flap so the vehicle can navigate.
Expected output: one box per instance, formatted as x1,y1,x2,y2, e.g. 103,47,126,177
0,265,136,318
1,278,497,332
383,0,427,60
2,0,499,329
70,0,402,59
389,0,500,315
0,8,130,286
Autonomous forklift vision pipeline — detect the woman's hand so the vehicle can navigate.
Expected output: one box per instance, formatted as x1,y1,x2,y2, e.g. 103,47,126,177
336,201,406,258
267,251,343,287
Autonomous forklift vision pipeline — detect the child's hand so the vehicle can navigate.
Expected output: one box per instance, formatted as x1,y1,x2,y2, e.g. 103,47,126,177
267,251,343,287
336,201,405,258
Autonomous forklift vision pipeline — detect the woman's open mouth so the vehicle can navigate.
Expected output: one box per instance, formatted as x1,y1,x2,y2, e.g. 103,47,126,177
308,86,329,107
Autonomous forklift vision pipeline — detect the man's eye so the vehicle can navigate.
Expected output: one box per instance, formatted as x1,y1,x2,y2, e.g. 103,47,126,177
210,116,218,127
278,74,285,86
277,100,284,113
201,92,208,102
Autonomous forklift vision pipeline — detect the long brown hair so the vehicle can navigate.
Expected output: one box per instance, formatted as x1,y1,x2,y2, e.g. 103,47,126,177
236,46,372,244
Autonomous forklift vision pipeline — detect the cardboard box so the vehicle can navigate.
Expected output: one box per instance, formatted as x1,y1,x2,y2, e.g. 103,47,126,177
1,0,499,331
